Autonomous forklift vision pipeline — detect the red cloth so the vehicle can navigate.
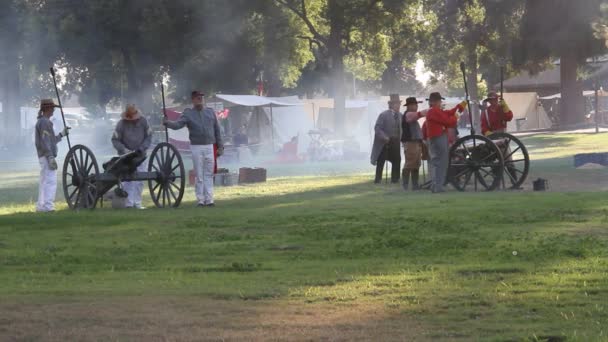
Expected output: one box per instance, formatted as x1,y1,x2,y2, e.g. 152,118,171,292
165,109,181,120
274,138,302,163
425,104,462,139
481,105,513,135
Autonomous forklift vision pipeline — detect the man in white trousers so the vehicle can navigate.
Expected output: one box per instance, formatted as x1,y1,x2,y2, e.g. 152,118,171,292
164,90,223,207
111,104,152,209
35,99,69,212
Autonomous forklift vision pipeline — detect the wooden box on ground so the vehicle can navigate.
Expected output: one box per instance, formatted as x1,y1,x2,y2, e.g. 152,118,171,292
239,167,267,184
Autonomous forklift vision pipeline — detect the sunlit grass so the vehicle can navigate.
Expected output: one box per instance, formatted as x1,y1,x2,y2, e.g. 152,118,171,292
1,132,608,340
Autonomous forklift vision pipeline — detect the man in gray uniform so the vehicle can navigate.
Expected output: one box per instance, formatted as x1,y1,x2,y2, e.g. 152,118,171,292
371,94,403,184
111,104,152,209
163,90,223,207
35,99,69,212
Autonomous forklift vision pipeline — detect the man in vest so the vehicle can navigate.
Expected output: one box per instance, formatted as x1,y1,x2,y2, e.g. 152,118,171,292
401,97,425,190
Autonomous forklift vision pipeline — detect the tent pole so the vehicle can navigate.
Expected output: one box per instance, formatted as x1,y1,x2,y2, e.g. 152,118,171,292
270,103,275,152
312,102,316,129
595,80,600,134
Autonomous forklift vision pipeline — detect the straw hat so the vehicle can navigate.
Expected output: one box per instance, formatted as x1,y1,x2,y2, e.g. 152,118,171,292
122,104,141,121
40,99,59,110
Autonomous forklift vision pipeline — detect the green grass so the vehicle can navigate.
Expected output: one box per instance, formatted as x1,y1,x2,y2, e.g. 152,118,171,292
1,133,608,340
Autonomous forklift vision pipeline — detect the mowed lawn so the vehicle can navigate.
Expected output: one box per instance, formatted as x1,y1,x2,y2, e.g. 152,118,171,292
1,133,608,341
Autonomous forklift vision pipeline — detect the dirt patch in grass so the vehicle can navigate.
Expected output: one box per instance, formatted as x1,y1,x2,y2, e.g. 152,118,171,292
0,297,428,341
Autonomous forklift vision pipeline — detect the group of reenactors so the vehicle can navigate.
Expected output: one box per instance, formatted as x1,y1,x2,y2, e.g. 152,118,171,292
33,87,512,211
34,90,223,212
371,91,513,193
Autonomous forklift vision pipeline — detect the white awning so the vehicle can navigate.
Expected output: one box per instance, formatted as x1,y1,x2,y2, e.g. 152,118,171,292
539,90,607,100
216,94,303,107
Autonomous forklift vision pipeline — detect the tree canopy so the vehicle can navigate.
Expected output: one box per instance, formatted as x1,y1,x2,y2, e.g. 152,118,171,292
1,0,607,140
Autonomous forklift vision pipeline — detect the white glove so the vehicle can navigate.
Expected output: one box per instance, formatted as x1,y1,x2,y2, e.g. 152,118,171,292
60,126,71,137
48,156,58,170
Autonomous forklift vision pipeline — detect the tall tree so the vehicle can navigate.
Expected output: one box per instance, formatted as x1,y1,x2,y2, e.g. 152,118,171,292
516,0,606,126
419,0,526,132
41,0,197,114
275,0,408,136
0,1,25,145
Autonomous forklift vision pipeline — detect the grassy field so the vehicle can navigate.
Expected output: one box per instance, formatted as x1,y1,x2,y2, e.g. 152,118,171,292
1,133,608,341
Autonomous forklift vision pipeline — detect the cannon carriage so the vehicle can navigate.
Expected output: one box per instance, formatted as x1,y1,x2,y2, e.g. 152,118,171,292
62,142,186,209
447,132,529,191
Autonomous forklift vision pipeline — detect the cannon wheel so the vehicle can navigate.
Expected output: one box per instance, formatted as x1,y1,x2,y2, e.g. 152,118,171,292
62,144,100,209
488,132,530,189
148,142,185,208
448,135,505,191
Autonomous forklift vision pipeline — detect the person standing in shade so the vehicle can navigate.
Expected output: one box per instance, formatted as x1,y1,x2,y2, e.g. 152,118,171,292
371,94,403,184
111,104,152,209
163,90,223,207
35,99,70,212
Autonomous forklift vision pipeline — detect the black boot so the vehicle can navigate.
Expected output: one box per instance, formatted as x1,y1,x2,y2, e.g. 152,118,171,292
411,170,420,190
402,169,410,190
374,159,385,184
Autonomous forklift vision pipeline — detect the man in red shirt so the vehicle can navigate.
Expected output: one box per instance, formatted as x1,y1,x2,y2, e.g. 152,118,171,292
425,92,466,193
480,91,513,136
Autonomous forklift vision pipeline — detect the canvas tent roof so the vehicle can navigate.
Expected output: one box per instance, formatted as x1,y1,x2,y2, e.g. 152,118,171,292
539,90,608,100
216,94,303,107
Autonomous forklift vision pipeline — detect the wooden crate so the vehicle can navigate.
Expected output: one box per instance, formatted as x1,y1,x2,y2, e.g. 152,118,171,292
238,167,267,184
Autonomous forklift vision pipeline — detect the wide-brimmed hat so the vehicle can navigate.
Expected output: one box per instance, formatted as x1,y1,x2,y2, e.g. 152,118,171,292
191,90,205,98
427,92,445,102
40,99,60,110
388,94,402,103
122,104,141,121
404,97,423,106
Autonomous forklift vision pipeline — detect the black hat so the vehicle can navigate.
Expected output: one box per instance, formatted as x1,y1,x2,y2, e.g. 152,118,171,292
427,92,445,102
404,97,423,106
191,90,205,98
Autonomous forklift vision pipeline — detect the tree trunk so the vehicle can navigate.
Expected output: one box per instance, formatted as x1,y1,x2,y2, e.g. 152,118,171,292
0,2,21,147
122,49,155,115
331,52,346,137
559,50,584,126
122,48,140,107
328,0,346,137
381,58,400,94
466,46,480,134
0,50,21,147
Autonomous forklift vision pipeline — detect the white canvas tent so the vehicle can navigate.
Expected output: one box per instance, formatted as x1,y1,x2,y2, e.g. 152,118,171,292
502,92,552,131
215,94,309,152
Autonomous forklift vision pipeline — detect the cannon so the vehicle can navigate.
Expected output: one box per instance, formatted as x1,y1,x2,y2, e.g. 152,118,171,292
447,132,529,191
61,142,186,209
444,62,530,192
